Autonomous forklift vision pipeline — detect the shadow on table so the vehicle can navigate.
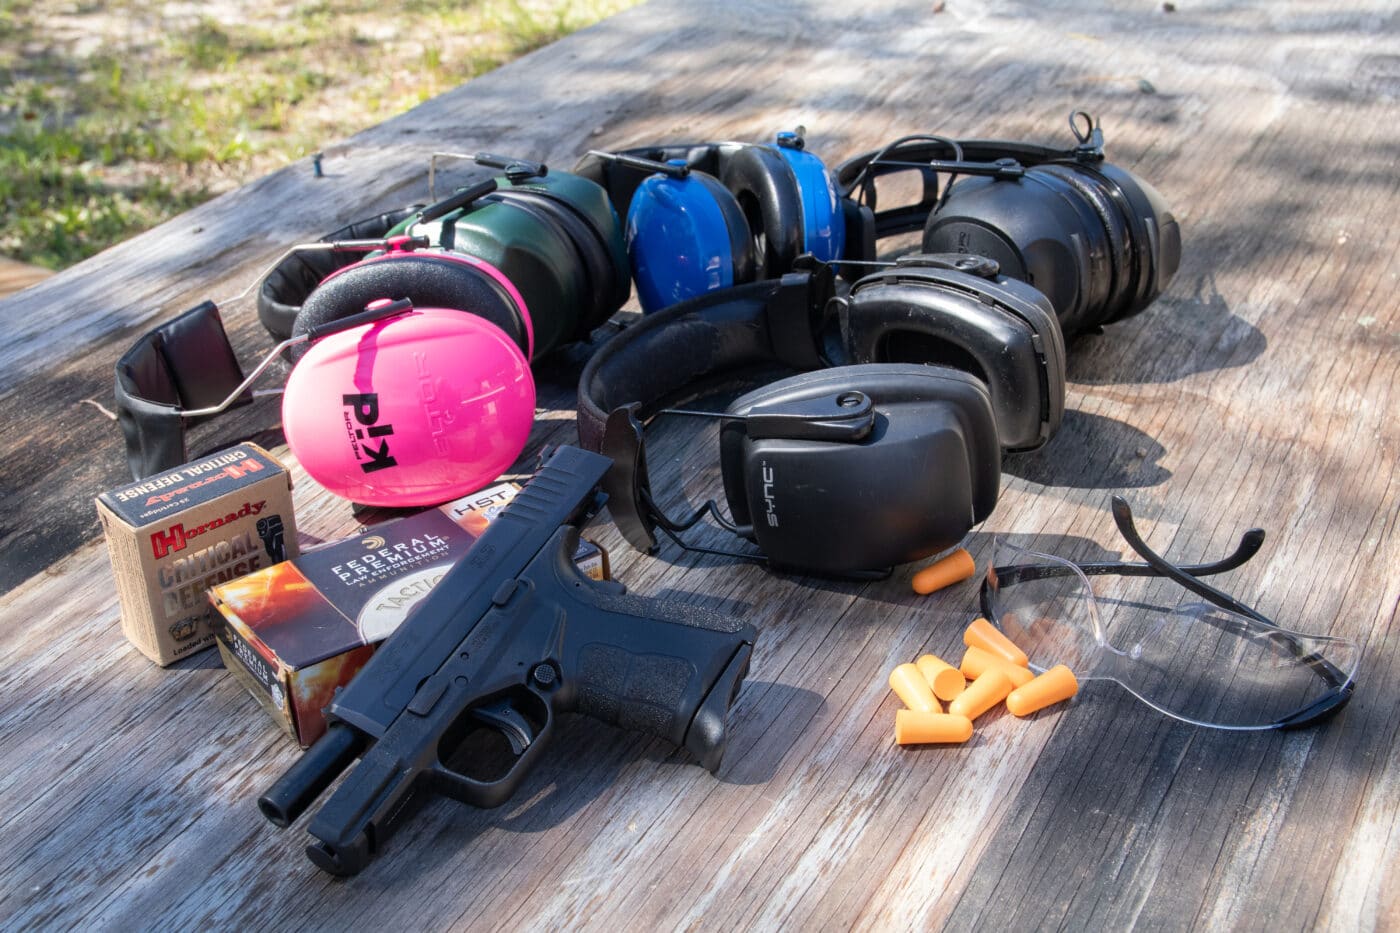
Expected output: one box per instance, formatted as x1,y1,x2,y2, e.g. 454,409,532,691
1003,410,1171,489
1065,273,1268,387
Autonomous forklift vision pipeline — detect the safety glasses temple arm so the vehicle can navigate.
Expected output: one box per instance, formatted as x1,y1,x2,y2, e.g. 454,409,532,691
1110,496,1353,714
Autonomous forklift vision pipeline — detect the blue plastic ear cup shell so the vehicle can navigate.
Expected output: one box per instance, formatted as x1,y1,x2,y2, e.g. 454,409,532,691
626,162,756,313
777,142,846,264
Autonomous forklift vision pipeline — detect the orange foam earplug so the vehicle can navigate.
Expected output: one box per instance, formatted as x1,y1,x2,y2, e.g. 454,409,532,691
947,667,1014,721
959,645,1034,689
915,653,966,701
963,617,1029,668
894,710,974,745
1006,664,1079,717
911,548,976,595
888,663,941,713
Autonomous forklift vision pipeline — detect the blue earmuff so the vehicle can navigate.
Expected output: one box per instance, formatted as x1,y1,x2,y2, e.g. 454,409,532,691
772,132,846,265
579,133,847,313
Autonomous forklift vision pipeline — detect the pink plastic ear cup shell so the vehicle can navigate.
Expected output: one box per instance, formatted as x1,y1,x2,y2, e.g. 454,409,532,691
318,249,536,359
283,308,536,507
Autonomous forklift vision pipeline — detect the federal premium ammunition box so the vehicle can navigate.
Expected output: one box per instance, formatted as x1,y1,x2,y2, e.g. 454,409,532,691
211,482,608,746
96,443,297,666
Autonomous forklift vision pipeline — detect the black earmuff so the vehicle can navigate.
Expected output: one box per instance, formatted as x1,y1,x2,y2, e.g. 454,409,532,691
577,265,1002,577
835,114,1181,335
717,364,1000,573
833,253,1066,452
575,132,847,312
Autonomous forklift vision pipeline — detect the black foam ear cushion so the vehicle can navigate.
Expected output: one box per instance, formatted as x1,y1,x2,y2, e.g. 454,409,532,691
842,261,1066,452
693,172,758,285
494,188,617,337
1038,163,1134,322
720,145,804,278
292,253,529,362
1080,161,1181,324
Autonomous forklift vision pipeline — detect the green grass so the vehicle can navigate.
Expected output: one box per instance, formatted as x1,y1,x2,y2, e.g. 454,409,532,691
0,0,637,270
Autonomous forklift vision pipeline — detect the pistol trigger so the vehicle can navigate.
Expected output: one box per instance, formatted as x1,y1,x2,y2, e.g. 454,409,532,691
471,699,535,756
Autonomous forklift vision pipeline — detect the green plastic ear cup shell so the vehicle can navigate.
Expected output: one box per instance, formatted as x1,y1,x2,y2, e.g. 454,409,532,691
393,170,630,354
508,171,631,325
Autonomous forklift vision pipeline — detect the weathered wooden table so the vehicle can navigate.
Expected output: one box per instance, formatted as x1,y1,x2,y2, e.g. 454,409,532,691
2,0,1396,927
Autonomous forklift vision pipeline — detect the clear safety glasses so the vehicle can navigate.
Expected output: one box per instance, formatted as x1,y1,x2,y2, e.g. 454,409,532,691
979,497,1359,730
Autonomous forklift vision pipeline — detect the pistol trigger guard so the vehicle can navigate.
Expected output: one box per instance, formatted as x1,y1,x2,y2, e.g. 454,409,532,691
471,699,536,756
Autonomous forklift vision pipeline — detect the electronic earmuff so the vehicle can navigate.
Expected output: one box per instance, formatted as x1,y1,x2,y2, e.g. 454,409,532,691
576,263,1004,577
835,113,1181,335
574,130,846,312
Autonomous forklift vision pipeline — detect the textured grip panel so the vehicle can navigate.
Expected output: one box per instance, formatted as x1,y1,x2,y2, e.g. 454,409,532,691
576,644,693,739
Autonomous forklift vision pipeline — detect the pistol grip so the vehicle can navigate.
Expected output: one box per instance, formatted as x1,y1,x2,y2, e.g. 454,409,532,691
538,529,757,771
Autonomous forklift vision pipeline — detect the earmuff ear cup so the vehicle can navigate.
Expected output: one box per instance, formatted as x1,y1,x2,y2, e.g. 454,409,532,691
1086,162,1181,323
840,258,1066,452
720,145,804,278
256,206,423,340
507,170,632,327
283,308,536,507
490,190,610,334
1038,163,1134,322
718,363,1001,574
922,156,1180,335
411,184,593,356
625,170,757,312
922,173,1104,336
293,253,530,363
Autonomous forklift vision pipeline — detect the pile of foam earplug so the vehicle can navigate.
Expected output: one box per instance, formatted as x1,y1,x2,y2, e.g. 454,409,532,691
889,618,1080,745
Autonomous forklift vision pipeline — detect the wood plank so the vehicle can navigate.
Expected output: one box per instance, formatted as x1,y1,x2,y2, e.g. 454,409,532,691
0,0,1397,928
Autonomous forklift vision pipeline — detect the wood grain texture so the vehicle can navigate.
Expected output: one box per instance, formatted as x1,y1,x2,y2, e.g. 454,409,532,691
1,0,1397,928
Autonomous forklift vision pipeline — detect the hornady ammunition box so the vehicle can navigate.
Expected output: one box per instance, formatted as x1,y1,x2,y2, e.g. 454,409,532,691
96,443,297,666
212,482,608,746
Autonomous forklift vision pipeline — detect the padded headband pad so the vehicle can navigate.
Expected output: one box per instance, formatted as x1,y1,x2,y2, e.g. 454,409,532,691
577,277,798,451
114,301,250,478
834,138,1079,239
294,253,528,362
257,206,423,340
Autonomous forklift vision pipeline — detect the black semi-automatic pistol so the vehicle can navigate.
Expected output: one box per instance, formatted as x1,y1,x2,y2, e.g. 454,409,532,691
259,445,757,875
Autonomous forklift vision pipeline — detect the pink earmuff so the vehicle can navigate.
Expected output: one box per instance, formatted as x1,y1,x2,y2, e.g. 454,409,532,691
283,308,536,507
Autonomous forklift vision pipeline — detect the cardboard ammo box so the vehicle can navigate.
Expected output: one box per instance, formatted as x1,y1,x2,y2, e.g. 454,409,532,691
211,482,608,746
96,443,297,666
